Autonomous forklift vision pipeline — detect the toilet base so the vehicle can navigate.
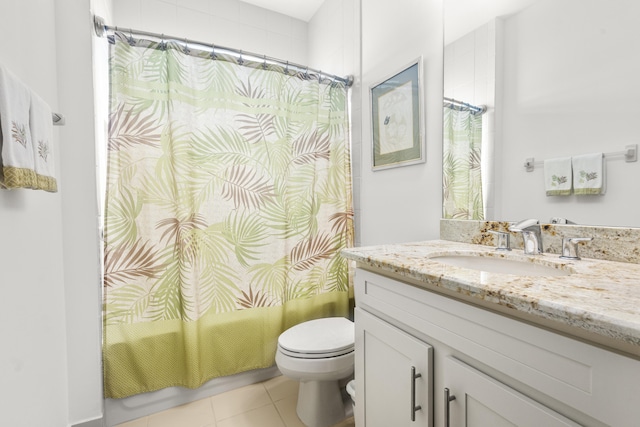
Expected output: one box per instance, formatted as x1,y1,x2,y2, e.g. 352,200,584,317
296,379,351,427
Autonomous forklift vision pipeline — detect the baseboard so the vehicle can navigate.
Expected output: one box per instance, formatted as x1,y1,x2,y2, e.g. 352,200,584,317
104,366,280,426
72,417,104,427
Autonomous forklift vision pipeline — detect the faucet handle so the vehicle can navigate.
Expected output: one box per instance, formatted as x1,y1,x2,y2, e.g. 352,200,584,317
560,237,593,260
488,230,511,251
550,217,576,225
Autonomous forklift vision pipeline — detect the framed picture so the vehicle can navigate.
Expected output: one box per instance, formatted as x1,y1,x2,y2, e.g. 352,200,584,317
370,58,425,170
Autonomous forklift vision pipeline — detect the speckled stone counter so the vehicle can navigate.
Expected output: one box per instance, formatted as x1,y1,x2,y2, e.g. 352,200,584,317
440,219,640,264
342,239,640,356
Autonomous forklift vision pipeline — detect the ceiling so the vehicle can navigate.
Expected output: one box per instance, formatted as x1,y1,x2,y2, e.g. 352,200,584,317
241,0,539,30
240,0,325,22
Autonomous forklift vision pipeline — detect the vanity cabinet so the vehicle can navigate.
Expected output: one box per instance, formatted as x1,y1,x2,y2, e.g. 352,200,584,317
355,307,432,427
443,356,579,427
354,268,640,427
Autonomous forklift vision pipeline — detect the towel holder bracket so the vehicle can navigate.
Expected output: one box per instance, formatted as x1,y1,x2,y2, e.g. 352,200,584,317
624,144,637,163
52,112,65,126
524,157,535,172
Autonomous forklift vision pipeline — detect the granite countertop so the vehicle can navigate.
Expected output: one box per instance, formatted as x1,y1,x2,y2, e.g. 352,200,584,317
342,240,640,354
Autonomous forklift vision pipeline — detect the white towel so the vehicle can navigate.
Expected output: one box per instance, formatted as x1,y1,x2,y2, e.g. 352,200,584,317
29,91,57,192
0,64,37,189
544,157,572,196
573,153,604,195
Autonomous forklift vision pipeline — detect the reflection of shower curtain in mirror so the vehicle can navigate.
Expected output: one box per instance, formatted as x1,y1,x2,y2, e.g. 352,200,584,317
103,33,353,398
442,107,484,220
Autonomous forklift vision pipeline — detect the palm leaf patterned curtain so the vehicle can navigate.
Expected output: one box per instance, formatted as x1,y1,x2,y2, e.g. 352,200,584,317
442,106,484,220
103,33,353,398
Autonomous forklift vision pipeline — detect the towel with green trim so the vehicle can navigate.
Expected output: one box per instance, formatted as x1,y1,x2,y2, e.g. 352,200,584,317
544,156,572,196
0,64,37,189
573,153,604,195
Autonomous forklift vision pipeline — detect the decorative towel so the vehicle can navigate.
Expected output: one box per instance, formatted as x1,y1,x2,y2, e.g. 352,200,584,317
544,157,572,196
573,153,604,195
29,91,57,192
0,64,37,189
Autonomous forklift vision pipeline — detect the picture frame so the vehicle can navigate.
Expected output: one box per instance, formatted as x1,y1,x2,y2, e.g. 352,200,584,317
370,58,425,170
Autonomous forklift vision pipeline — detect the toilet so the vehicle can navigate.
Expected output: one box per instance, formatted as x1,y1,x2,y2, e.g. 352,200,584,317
275,317,354,427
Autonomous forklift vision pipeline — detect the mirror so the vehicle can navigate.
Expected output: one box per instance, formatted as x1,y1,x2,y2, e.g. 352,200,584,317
443,0,640,227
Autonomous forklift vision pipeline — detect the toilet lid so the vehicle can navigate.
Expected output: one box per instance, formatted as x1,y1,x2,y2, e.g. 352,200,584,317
278,317,354,356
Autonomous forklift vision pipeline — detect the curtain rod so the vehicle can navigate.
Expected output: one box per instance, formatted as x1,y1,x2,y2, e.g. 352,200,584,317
443,97,487,115
93,15,353,88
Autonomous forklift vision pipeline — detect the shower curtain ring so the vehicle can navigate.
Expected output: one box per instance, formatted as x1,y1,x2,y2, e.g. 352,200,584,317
318,70,322,82
160,33,166,50
210,43,216,60
304,67,309,79
238,50,244,65
183,37,190,54
285,61,289,74
263,55,267,70
128,29,135,46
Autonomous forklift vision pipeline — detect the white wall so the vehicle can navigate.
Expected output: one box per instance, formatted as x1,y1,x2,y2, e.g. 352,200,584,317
0,1,69,426
112,0,309,66
496,0,640,227
360,0,443,245
56,0,106,424
444,22,495,109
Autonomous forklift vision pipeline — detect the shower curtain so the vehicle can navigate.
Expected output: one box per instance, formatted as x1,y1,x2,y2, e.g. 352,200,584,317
103,33,353,398
442,106,484,220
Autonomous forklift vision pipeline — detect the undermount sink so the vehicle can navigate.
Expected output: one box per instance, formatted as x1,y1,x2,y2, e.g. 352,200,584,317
430,254,572,277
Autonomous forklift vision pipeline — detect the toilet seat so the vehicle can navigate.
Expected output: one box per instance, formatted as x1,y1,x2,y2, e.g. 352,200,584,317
278,317,354,359
278,345,354,359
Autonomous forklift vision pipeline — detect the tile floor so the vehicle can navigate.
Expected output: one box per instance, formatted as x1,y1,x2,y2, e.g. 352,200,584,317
115,376,355,427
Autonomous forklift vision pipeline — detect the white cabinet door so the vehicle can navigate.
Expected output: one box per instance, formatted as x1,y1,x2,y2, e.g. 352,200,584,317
355,307,433,427
443,357,581,427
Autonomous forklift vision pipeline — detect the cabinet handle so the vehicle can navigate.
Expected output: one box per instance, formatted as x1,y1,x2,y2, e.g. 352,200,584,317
444,388,456,427
411,366,422,421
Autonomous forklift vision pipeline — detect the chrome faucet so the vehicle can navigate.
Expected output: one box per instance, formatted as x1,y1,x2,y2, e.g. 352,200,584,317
509,219,543,255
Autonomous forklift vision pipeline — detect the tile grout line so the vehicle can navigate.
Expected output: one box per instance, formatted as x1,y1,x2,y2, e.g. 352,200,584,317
272,400,290,427
208,394,218,427
263,380,291,427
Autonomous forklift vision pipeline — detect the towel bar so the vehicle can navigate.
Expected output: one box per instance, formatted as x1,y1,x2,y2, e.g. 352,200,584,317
524,144,637,172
